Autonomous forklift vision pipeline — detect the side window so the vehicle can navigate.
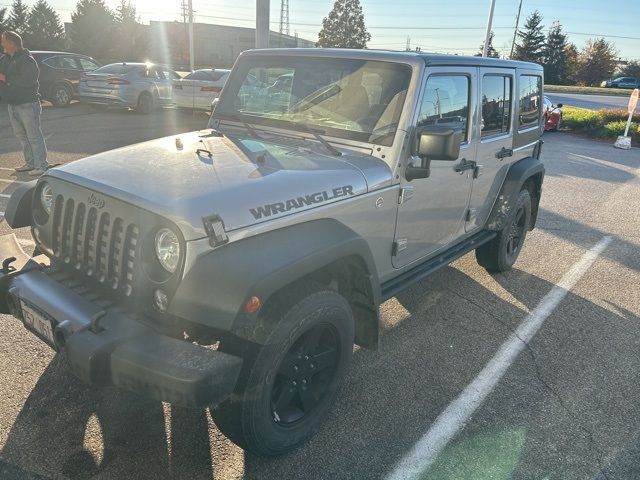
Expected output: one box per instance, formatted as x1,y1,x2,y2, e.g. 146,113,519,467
42,56,59,69
481,75,512,137
163,69,181,80
59,56,80,70
518,75,541,128
417,75,470,141
78,58,100,72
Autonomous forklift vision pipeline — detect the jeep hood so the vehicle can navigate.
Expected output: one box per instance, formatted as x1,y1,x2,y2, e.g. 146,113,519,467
48,131,392,240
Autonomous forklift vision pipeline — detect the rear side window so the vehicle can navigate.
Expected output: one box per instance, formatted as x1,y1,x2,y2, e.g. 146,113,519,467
518,75,542,128
417,75,470,141
78,57,100,72
481,75,512,137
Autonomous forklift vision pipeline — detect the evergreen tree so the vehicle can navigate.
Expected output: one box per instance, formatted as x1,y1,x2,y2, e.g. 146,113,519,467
317,0,371,49
115,0,148,61
512,10,545,64
477,31,499,58
25,0,64,50
7,0,29,35
70,0,115,60
575,38,617,86
0,8,8,34
618,61,640,79
543,21,569,84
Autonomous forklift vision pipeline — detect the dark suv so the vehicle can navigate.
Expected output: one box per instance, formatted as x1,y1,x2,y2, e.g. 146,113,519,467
31,51,101,107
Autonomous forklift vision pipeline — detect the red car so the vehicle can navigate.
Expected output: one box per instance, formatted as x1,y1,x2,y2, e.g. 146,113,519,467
543,96,563,131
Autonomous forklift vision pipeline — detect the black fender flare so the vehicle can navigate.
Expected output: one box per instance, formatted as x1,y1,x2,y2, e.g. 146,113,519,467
485,157,545,231
168,219,381,343
5,180,36,229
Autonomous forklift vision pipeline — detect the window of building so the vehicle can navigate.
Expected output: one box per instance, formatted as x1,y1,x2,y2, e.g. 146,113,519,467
518,75,542,128
417,75,470,141
481,75,512,137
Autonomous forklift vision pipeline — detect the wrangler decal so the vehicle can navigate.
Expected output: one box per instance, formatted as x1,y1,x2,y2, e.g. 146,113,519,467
250,185,354,219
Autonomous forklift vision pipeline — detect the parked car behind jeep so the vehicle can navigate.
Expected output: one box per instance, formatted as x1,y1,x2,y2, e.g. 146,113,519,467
0,49,544,457
31,51,101,107
79,62,181,113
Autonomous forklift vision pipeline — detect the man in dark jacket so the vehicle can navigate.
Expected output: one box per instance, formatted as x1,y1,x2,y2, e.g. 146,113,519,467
0,31,49,175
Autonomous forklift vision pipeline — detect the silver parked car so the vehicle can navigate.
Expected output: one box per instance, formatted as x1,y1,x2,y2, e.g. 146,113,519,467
79,62,181,113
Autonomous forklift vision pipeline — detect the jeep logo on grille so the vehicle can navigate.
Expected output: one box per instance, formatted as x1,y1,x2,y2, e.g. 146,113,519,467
88,193,106,209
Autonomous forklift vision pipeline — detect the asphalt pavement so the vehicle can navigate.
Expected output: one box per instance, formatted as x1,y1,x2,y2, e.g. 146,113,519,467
547,92,631,110
0,104,639,480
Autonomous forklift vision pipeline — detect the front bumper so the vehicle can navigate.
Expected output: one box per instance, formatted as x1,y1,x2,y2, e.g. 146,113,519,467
0,234,242,408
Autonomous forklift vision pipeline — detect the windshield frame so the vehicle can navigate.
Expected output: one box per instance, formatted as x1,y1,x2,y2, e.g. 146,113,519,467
214,55,414,147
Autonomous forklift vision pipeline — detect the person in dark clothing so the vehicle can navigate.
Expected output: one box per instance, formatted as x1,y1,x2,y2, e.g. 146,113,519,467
0,30,49,175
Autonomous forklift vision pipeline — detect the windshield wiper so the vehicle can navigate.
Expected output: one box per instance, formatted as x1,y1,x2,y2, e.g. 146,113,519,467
217,114,263,139
293,123,342,157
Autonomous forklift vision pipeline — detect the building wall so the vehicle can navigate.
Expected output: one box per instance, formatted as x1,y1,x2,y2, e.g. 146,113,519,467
149,22,315,69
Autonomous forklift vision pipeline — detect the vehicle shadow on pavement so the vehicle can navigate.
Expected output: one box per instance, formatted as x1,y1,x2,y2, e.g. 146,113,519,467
1,257,638,479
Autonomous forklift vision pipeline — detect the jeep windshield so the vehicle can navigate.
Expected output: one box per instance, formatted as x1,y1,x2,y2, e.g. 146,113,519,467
214,56,412,146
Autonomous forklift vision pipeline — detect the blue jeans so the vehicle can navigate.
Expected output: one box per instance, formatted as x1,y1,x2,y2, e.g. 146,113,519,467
8,102,48,170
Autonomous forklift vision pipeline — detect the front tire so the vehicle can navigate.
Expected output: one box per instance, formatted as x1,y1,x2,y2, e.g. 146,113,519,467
476,188,531,273
211,286,354,456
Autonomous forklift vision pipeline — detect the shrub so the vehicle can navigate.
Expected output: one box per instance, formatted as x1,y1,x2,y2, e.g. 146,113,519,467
561,107,602,130
601,120,636,137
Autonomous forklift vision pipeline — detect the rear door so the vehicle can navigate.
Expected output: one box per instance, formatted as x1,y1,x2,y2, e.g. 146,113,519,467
466,68,515,231
392,67,476,268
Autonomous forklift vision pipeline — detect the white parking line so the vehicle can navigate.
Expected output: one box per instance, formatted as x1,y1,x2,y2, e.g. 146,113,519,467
0,193,10,198
0,211,4,217
0,167,15,172
385,235,613,480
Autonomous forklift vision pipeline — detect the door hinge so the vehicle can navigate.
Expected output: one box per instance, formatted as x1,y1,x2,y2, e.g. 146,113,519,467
392,238,408,256
398,186,414,205
465,208,477,223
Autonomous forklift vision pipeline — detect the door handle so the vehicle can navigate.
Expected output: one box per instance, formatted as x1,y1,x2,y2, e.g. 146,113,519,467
495,147,513,159
454,158,476,174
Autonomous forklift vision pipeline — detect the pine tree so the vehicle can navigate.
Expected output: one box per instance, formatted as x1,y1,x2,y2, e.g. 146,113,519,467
115,0,148,61
477,31,499,58
543,21,569,85
512,10,545,64
575,38,617,86
7,0,30,35
70,0,115,60
317,0,371,49
0,8,8,34
24,0,64,50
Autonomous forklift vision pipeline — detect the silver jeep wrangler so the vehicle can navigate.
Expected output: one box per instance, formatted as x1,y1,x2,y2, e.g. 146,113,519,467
0,49,544,455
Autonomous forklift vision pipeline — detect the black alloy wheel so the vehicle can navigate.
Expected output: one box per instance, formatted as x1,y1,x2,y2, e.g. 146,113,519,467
271,323,340,425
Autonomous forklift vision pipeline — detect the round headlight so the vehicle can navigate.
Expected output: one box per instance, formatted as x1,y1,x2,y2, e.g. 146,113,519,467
40,182,53,215
155,228,181,273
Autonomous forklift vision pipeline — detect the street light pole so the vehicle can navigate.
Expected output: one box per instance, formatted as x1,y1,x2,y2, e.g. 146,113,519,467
188,0,194,71
482,0,496,57
256,0,270,49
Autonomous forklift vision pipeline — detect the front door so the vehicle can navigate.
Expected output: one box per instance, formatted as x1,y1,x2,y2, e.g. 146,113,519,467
392,67,476,269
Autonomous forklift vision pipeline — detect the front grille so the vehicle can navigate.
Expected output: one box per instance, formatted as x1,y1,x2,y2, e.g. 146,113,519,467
50,195,139,297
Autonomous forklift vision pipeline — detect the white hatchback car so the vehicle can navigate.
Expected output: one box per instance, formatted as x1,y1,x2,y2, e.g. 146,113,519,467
173,69,231,110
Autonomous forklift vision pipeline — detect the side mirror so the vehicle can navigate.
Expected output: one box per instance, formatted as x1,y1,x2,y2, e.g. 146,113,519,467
556,103,563,108
406,125,463,181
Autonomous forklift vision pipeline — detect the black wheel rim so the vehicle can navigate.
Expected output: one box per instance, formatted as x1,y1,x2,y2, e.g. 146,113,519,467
56,88,69,105
506,206,526,261
271,323,340,426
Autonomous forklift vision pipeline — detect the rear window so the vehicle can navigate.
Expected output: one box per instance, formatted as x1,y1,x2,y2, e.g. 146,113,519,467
518,75,542,128
92,64,138,75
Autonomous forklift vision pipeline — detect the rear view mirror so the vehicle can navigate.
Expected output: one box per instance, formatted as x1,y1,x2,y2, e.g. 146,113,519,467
556,103,563,108
416,126,463,160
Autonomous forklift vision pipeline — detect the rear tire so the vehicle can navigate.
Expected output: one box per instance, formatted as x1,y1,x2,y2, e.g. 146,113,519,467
476,188,531,273
136,92,154,114
51,84,72,107
211,285,354,456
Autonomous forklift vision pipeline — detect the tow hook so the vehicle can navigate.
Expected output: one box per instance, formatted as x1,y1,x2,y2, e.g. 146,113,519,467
2,257,17,274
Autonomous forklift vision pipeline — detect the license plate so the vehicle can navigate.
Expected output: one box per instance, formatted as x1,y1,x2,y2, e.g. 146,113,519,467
20,301,56,345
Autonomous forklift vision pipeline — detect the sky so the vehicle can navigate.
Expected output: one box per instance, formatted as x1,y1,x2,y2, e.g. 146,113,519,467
10,0,640,60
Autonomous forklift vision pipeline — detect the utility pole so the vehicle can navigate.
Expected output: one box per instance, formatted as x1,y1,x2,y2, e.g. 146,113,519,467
482,0,496,57
406,36,411,51
510,0,523,59
188,0,194,71
256,0,270,49
279,0,289,36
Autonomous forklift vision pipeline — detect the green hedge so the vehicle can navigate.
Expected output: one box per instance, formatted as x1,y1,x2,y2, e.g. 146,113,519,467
561,107,640,144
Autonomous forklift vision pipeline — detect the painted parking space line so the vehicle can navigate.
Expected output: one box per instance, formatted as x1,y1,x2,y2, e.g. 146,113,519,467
0,211,4,217
0,193,10,198
385,236,613,480
0,178,27,185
